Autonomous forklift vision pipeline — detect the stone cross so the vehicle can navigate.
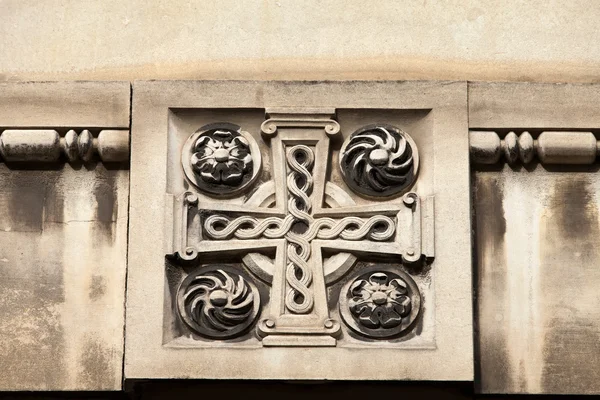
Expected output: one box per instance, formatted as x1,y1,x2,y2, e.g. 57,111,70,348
167,110,432,346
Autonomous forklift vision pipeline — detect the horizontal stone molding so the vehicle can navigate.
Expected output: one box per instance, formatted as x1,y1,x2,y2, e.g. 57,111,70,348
470,130,599,165
0,129,129,164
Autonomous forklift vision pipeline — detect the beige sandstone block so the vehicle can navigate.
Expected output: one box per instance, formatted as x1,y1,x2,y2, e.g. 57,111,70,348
125,80,472,381
0,81,130,390
2,1,600,83
470,82,600,394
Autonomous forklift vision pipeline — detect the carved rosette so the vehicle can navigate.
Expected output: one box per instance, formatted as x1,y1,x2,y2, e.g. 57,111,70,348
182,123,261,196
339,124,418,198
177,268,261,339
339,269,421,338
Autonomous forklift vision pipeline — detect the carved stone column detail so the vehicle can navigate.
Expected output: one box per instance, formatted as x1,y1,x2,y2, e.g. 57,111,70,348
0,129,129,163
470,130,599,165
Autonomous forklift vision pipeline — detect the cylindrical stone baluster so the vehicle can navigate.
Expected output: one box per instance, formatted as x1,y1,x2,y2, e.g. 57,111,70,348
0,129,129,163
469,130,502,164
537,131,597,164
470,130,599,165
0,130,62,162
97,130,129,162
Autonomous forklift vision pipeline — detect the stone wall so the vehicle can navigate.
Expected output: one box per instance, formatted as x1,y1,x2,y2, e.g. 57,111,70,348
1,0,600,83
3,1,600,397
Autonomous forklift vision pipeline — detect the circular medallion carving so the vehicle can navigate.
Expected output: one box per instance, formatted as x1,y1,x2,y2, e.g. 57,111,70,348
182,123,261,196
339,268,421,338
177,267,261,339
339,124,418,198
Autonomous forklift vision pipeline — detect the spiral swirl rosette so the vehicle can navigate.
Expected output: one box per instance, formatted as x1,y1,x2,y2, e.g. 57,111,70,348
340,124,418,198
177,268,260,339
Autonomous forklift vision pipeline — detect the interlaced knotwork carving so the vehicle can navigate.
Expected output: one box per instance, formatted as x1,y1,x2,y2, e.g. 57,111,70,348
204,214,296,240
204,214,395,241
168,115,433,345
201,143,397,315
303,216,395,241
285,145,315,314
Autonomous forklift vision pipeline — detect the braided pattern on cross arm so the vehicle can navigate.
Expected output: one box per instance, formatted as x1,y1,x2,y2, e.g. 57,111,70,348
305,215,395,241
284,145,315,314
204,214,294,239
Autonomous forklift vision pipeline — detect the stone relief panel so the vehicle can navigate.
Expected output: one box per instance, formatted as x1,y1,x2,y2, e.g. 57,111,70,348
165,109,434,348
126,81,471,381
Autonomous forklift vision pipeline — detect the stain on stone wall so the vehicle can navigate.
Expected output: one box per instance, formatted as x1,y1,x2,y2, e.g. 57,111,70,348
473,173,510,392
0,163,128,390
476,167,600,394
538,177,600,393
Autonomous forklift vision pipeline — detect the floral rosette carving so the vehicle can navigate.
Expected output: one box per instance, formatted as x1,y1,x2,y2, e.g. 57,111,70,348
339,124,418,198
349,272,411,329
340,269,421,338
182,123,261,196
177,268,260,339
192,129,252,185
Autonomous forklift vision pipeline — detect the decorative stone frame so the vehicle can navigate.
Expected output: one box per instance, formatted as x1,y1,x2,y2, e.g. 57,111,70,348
125,81,472,381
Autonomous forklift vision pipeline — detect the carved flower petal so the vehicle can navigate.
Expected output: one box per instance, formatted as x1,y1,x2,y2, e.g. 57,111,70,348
379,304,403,329
350,279,368,295
194,136,213,150
200,163,223,183
368,272,389,286
389,278,409,295
389,294,412,313
221,161,244,184
357,305,380,329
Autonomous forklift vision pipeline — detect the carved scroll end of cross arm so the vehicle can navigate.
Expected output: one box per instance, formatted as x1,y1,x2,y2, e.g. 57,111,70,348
165,191,199,262
398,193,435,264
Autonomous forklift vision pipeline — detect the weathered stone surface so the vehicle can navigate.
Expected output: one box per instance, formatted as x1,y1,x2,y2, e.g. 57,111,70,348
0,129,130,163
470,130,599,165
0,81,130,128
1,1,600,83
469,82,600,129
471,82,600,394
0,81,130,390
126,80,472,380
0,165,129,391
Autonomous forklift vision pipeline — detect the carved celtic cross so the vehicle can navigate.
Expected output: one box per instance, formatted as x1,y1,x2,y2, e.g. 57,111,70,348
167,109,433,346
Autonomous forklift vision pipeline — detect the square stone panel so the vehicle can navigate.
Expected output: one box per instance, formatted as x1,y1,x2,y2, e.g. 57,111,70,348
126,81,472,380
